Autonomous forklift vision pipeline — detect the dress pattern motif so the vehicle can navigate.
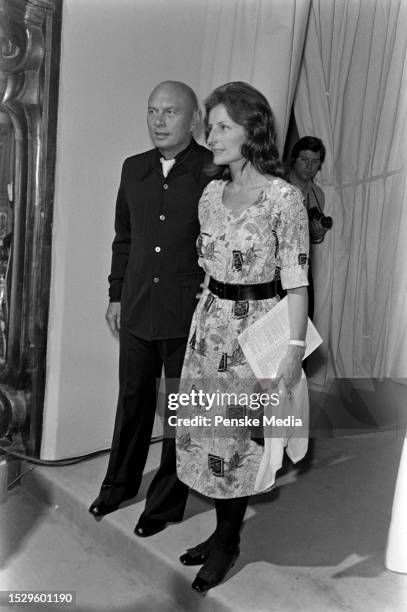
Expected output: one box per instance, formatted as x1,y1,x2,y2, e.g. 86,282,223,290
175,178,309,498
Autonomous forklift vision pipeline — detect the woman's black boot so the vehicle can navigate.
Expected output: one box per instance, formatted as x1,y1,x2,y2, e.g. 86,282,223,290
179,532,217,566
191,544,240,593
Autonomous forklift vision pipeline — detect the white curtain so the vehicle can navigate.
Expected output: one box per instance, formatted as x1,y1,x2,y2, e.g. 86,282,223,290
294,0,407,379
198,0,311,150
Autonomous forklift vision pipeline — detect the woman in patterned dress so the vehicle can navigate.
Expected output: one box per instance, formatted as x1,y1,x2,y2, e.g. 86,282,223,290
175,82,309,592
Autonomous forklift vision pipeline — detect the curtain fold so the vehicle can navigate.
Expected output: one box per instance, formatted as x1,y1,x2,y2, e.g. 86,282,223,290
198,0,311,150
294,0,407,379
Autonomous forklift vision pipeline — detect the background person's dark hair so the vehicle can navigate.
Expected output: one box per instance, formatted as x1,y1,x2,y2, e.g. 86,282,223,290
291,136,326,165
204,81,285,179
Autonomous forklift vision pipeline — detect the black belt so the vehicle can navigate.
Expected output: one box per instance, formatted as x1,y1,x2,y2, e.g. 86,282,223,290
208,277,284,301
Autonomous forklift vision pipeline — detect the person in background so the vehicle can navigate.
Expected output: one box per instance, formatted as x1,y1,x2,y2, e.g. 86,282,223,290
176,82,309,593
288,136,332,318
89,81,214,538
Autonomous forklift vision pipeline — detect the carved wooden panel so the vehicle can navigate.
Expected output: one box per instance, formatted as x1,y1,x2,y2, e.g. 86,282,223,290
0,0,62,454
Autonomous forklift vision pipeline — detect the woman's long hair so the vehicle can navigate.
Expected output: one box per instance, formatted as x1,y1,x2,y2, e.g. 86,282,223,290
204,81,285,179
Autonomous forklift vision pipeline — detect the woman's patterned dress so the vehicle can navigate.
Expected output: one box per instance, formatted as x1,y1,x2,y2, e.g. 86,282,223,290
175,178,309,498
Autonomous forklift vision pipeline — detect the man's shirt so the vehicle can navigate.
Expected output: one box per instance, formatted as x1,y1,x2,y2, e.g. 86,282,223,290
288,172,326,245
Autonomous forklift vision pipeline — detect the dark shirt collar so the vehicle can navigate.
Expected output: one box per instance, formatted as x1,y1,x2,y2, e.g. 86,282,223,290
145,139,203,182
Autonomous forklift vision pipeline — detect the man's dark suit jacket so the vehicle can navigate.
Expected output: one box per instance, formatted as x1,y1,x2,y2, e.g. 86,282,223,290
108,139,214,340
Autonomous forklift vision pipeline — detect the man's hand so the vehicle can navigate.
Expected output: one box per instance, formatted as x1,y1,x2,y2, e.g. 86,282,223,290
105,302,121,337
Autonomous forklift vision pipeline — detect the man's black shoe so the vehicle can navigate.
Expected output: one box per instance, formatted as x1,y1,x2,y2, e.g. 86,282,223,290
88,497,119,519
134,517,167,537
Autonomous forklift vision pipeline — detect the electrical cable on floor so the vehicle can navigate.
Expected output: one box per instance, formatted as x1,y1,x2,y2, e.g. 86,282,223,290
0,446,109,466
0,435,163,467
7,467,36,490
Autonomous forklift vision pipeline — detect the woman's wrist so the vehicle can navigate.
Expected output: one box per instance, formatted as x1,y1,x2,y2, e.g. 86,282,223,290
288,339,306,348
287,344,306,356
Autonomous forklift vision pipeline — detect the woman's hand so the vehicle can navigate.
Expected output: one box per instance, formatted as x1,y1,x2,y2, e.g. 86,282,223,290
271,285,308,392
273,344,305,393
195,273,210,299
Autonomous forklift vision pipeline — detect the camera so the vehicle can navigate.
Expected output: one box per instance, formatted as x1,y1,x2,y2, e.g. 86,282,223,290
308,207,333,229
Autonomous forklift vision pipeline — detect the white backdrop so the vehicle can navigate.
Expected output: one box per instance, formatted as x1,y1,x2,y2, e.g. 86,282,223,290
41,0,210,459
42,0,407,459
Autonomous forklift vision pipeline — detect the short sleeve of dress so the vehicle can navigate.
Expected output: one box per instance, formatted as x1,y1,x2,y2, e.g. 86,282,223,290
275,182,309,289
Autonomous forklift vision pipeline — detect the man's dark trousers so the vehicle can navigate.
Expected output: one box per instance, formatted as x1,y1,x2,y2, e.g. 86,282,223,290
99,327,189,522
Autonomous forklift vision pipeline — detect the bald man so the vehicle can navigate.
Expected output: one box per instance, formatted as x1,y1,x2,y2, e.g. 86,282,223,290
89,82,214,536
